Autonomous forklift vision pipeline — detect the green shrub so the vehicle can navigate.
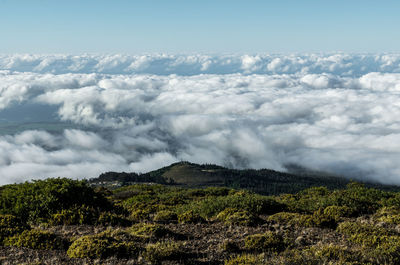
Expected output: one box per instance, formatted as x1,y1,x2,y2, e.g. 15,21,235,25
310,244,358,262
130,208,153,221
49,205,99,225
278,187,333,213
129,223,170,239
0,178,111,223
153,210,178,222
337,221,396,247
178,210,205,224
322,205,353,221
373,206,400,224
244,231,285,252
267,212,304,225
183,191,284,219
215,208,259,226
267,211,334,229
309,208,337,229
225,254,265,265
142,241,183,264
97,212,132,226
0,214,29,244
67,232,139,259
5,229,68,250
330,182,389,216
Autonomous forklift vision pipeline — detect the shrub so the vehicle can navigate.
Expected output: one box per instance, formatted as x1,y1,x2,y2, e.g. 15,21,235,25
309,208,337,229
278,187,333,213
49,205,99,225
142,241,183,264
183,191,284,219
130,208,152,221
337,221,396,247
67,232,139,259
178,210,205,224
322,205,353,221
244,231,285,253
267,212,304,225
0,214,29,244
225,254,265,265
153,210,178,222
215,208,260,226
5,229,68,250
330,182,389,215
129,223,170,239
373,206,400,224
0,178,111,223
310,244,358,263
97,212,132,226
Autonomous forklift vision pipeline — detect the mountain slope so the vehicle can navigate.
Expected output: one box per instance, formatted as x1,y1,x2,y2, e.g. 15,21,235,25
91,161,400,195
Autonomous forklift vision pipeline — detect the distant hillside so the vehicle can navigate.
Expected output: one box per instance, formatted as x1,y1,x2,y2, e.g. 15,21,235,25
90,161,400,195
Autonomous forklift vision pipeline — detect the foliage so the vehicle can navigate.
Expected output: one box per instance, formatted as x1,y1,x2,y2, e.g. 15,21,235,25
244,231,285,253
373,206,400,224
183,191,284,219
225,254,265,265
67,231,139,259
5,229,68,250
49,205,99,225
153,210,178,222
0,178,111,223
142,241,183,264
129,223,170,239
178,210,205,224
0,214,29,244
215,208,260,226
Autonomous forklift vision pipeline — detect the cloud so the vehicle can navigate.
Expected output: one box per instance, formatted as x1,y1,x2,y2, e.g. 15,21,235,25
1,53,400,76
1,54,400,184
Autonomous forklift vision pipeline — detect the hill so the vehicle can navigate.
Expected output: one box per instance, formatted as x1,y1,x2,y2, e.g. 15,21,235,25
90,161,400,195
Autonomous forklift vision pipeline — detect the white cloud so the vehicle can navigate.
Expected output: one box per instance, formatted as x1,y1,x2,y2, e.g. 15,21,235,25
1,54,400,184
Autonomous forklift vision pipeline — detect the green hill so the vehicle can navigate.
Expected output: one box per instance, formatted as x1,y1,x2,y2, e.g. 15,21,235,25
91,161,400,195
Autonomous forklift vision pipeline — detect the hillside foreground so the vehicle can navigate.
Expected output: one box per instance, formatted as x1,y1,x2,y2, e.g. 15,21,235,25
2,176,400,264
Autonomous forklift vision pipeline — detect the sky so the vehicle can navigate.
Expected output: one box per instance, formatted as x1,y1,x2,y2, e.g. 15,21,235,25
1,0,400,53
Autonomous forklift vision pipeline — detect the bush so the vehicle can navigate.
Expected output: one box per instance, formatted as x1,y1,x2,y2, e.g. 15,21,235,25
244,232,285,253
0,178,111,223
67,232,139,259
97,212,132,226
49,205,99,225
322,205,353,221
267,212,304,225
308,208,337,229
142,241,183,264
183,191,284,219
178,210,205,224
5,229,68,250
337,221,396,247
215,208,260,226
0,214,29,244
153,210,178,222
129,223,170,239
225,254,265,265
373,206,400,224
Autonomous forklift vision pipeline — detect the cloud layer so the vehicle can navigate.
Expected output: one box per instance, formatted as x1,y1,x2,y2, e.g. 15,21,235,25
1,54,400,184
1,53,400,76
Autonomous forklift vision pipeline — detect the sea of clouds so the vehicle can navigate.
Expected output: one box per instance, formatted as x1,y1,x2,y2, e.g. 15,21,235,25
1,53,400,185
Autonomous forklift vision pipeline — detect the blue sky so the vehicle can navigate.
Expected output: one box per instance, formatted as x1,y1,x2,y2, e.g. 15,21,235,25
1,0,400,53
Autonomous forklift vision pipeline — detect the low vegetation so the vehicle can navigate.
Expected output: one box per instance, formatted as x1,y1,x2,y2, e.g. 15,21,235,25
2,175,400,264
